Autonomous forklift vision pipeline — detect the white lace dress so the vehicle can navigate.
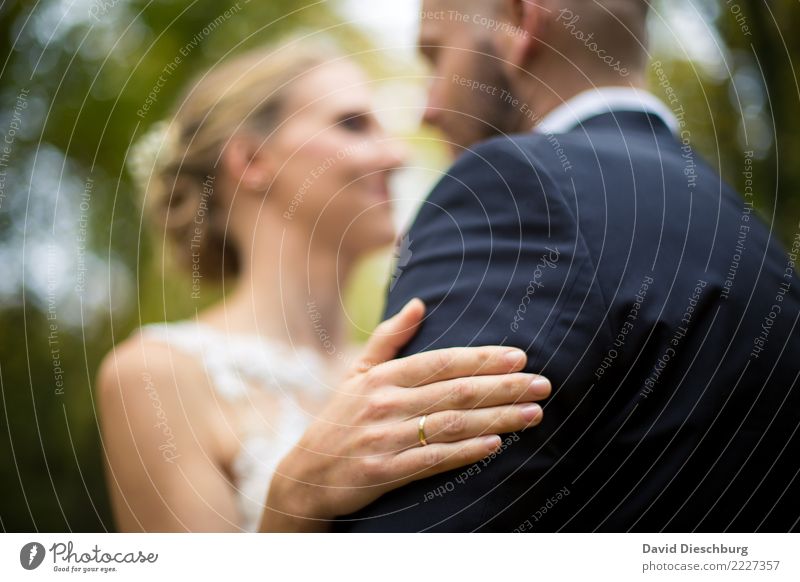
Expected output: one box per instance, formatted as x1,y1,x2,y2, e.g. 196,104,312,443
138,321,330,532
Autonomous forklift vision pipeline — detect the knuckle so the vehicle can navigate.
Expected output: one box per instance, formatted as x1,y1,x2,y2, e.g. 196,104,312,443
479,346,500,369
397,357,413,380
504,374,524,397
441,410,467,436
359,455,386,483
450,379,473,407
423,447,442,467
458,443,476,464
362,395,394,421
482,346,499,363
363,366,388,389
434,350,452,373
357,426,385,450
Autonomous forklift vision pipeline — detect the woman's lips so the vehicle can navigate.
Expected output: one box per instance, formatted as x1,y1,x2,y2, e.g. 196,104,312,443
372,188,390,202
367,179,391,203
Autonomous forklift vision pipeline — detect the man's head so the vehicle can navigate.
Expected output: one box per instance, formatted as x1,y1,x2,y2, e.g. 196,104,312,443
418,0,650,150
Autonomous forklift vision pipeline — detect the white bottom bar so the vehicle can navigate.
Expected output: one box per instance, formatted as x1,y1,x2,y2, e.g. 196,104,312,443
2,533,797,581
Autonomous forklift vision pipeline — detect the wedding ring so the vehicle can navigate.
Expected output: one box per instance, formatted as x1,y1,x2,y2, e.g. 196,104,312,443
418,415,428,447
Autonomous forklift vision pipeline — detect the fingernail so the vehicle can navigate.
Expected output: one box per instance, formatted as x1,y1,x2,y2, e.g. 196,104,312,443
504,349,527,367
529,376,551,396
483,435,502,450
520,403,542,423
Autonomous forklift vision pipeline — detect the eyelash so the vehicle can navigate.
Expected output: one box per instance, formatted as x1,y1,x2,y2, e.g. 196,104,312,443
339,114,369,132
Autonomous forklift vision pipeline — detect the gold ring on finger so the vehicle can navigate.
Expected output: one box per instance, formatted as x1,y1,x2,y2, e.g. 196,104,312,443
418,415,428,447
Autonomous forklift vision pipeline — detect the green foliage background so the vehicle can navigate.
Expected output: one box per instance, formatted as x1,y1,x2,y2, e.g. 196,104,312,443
0,0,797,532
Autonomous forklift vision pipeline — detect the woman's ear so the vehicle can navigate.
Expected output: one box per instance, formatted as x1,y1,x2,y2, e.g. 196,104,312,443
221,133,274,193
499,0,546,71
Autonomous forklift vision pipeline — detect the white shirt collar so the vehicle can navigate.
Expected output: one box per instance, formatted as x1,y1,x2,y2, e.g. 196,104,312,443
535,87,679,135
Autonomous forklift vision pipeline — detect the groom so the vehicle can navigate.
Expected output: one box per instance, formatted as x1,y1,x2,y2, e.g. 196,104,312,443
336,0,800,531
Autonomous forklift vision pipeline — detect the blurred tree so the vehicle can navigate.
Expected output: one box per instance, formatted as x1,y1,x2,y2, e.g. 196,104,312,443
731,0,800,237
0,0,369,532
648,0,799,244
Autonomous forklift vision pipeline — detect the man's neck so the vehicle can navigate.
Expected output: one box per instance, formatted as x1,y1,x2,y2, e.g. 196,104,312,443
511,70,648,132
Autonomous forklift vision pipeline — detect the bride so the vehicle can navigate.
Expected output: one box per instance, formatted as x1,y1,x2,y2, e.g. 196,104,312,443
97,39,551,532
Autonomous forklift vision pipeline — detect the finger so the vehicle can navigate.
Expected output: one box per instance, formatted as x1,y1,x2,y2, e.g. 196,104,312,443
399,373,551,417
389,435,505,485
392,404,543,450
373,345,528,388
351,298,425,374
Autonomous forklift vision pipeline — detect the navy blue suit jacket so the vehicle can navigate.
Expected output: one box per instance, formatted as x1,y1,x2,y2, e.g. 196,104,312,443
334,111,800,532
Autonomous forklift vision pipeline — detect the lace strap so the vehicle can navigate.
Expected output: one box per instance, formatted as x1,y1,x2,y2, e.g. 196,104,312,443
136,322,251,400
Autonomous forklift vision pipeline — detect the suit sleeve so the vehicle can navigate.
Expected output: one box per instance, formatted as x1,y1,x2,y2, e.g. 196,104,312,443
337,137,614,531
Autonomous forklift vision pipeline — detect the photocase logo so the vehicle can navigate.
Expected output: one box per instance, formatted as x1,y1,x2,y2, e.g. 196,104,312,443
390,233,413,291
20,542,46,570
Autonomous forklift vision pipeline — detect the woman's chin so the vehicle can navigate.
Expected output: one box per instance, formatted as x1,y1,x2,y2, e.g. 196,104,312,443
345,224,397,257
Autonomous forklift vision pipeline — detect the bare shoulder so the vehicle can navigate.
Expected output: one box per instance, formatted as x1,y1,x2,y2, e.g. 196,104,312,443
99,330,203,393
97,331,240,531
96,331,217,439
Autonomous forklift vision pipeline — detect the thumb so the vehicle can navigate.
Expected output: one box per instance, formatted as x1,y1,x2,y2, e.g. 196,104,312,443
351,298,426,375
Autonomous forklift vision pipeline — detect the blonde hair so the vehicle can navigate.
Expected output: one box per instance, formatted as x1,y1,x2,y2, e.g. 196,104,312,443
129,38,339,280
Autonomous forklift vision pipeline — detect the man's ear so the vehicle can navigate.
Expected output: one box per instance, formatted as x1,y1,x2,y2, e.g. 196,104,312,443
499,0,547,70
221,133,274,194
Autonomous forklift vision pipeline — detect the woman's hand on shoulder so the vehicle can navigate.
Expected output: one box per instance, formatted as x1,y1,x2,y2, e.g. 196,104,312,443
263,299,551,531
